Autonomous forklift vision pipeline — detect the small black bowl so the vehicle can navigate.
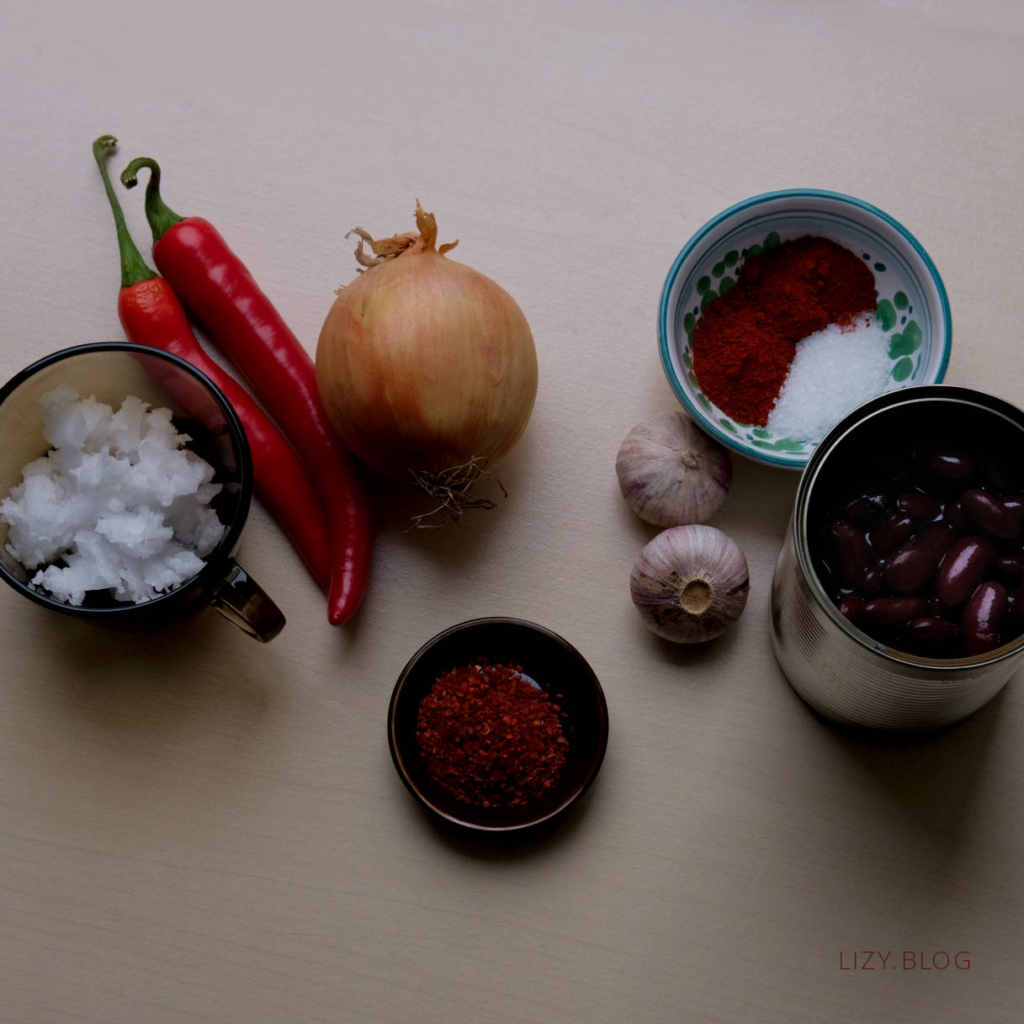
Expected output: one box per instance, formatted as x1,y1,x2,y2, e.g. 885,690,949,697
388,617,609,832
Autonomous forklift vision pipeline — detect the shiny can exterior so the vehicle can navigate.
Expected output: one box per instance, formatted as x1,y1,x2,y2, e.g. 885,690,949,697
770,385,1024,730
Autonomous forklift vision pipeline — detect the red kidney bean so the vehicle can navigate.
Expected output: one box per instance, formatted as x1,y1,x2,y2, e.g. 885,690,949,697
897,491,941,522
935,535,996,606
961,581,1007,656
841,491,891,525
828,520,871,588
1000,495,1024,530
884,523,954,593
926,595,947,616
906,617,962,649
837,595,865,624
862,597,928,627
1003,591,1024,647
861,565,886,595
996,555,1024,580
981,455,1019,492
869,513,915,555
928,449,974,480
943,499,969,531
961,489,1020,539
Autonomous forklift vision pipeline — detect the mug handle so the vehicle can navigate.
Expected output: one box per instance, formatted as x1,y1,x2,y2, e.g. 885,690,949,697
209,559,286,642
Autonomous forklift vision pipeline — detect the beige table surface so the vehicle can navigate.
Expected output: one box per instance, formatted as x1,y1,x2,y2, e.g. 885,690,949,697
2,1,1023,1021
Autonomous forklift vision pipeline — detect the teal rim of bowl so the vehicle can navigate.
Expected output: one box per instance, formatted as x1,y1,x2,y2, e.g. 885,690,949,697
657,188,953,469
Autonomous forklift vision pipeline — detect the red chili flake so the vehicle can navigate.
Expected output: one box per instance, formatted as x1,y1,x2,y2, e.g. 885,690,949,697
415,661,569,808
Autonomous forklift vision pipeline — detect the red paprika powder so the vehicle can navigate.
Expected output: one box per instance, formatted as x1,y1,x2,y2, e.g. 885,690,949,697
691,236,877,426
416,661,568,808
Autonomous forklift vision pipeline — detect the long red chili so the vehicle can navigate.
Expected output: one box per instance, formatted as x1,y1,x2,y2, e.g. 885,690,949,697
120,157,371,625
93,136,332,597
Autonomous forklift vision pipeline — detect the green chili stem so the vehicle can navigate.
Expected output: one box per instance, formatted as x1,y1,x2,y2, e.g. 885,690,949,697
92,136,155,289
120,156,184,242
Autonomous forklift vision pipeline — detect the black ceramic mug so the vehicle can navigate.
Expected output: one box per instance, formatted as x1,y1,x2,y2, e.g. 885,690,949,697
0,343,284,641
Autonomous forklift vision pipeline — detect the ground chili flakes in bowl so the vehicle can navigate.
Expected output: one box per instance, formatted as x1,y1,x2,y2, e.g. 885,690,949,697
388,618,609,832
416,660,570,808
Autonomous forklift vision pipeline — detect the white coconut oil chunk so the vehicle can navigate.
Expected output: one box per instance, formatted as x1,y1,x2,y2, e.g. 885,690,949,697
0,385,225,606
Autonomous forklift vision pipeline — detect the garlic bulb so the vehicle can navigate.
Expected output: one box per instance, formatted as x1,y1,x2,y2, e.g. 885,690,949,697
616,412,732,527
630,525,749,642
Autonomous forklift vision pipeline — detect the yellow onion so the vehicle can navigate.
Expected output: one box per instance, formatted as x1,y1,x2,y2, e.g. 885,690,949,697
315,202,538,523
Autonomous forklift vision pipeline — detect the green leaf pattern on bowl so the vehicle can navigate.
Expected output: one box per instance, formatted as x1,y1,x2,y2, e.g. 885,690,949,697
888,320,921,358
891,356,914,382
876,299,897,331
751,437,804,452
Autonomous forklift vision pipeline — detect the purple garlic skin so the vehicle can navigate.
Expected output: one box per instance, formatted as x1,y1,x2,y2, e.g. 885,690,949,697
616,411,733,527
630,524,749,642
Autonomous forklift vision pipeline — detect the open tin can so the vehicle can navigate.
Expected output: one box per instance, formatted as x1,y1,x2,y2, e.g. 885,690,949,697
770,385,1024,730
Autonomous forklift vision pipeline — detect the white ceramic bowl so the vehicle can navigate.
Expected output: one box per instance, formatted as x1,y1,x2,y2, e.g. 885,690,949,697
658,189,952,469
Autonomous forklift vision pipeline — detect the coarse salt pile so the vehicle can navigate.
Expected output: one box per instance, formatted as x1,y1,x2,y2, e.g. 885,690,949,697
766,318,893,441
0,386,225,606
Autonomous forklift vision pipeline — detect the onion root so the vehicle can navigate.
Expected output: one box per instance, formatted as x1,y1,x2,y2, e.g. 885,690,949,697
408,456,508,529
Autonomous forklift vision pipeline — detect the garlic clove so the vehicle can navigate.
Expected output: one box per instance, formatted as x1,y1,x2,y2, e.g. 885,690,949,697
630,524,749,642
616,412,732,527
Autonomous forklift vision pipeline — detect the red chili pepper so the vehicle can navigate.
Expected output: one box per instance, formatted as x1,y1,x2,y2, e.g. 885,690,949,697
120,157,371,625
93,136,331,597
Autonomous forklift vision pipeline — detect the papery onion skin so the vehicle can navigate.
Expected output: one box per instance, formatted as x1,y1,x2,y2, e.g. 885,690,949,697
616,412,732,526
315,205,538,483
630,525,749,642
